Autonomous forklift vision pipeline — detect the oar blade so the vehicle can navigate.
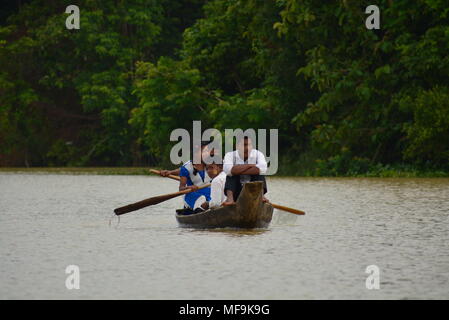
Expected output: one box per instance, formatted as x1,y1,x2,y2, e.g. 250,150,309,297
114,192,184,215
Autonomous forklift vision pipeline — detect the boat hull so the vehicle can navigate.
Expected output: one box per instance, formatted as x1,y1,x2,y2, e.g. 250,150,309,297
175,181,273,229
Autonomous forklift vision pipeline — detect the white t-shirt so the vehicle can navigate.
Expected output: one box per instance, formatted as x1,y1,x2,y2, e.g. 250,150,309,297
209,171,227,208
223,149,268,179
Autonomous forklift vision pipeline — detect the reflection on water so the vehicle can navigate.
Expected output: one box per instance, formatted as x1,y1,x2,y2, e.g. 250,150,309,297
188,228,270,237
271,211,299,225
0,174,448,299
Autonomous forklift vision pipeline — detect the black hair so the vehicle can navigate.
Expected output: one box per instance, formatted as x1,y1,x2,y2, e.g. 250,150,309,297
237,135,252,145
192,141,209,175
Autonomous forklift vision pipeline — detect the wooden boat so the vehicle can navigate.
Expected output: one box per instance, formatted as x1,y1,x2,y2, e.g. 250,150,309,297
175,181,273,229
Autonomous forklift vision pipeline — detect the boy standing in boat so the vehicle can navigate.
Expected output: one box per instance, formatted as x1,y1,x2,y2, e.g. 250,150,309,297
223,136,268,205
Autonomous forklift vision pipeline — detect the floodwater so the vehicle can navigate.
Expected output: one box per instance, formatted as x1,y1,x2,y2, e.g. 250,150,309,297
0,174,448,299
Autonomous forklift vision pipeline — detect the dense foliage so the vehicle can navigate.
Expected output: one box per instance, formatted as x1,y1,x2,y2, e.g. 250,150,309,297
1,0,448,175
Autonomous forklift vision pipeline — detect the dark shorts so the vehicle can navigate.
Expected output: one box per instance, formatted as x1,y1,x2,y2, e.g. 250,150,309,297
224,175,267,201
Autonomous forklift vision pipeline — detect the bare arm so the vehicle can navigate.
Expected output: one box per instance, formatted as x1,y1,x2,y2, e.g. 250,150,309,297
179,176,198,192
230,164,260,175
201,202,209,210
160,168,180,177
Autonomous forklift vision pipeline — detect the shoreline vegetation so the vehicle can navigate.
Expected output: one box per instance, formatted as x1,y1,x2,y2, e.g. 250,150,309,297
1,166,448,178
1,2,448,173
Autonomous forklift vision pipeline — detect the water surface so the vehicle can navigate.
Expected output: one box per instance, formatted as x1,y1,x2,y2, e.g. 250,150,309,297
0,174,448,299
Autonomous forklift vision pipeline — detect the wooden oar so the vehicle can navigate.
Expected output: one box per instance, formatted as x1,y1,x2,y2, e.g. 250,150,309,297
149,169,180,181
270,203,304,215
114,183,210,215
149,169,305,215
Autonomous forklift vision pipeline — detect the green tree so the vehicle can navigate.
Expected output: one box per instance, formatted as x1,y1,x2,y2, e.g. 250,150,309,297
0,0,201,166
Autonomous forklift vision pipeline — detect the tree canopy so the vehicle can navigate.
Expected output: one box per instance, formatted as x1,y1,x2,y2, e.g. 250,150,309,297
1,0,448,175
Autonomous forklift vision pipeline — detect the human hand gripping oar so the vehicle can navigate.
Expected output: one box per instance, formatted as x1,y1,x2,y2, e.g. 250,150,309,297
114,183,210,215
149,169,305,215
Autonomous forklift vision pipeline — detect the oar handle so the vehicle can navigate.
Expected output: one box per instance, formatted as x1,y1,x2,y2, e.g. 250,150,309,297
149,169,180,181
185,183,211,191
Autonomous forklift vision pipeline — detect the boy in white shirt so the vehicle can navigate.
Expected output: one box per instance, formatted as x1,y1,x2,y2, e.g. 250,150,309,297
200,163,227,210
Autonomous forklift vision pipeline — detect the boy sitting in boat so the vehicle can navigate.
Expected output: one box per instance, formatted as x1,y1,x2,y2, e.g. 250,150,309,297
198,163,227,210
174,141,213,212
223,136,268,205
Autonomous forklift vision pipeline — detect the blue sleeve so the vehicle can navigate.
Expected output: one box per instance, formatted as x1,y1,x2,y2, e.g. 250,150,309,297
198,170,205,181
180,166,189,177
